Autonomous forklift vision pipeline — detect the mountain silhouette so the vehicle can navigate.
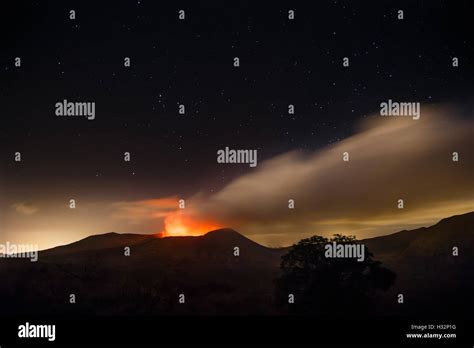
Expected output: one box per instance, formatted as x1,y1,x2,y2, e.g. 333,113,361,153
1,228,285,315
364,212,474,259
363,212,474,316
41,228,284,269
1,213,473,316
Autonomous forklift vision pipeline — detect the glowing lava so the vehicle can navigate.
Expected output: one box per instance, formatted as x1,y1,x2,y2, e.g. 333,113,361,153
159,210,222,237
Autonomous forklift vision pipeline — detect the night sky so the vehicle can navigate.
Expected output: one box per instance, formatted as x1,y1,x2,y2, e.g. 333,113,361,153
1,1,473,248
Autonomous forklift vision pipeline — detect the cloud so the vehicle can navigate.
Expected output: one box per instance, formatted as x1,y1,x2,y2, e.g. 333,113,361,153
104,105,473,246
184,106,474,245
110,197,178,224
12,202,39,215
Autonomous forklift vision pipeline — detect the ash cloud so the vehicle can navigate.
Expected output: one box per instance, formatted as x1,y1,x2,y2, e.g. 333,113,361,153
188,106,474,245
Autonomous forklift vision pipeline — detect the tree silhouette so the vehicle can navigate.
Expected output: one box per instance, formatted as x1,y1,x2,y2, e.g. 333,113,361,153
275,234,396,317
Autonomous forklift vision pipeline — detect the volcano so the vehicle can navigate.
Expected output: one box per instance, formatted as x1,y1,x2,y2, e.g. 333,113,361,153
1,212,474,316
1,228,286,315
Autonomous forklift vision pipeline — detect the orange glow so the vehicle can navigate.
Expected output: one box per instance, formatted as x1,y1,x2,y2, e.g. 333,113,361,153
159,210,222,237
